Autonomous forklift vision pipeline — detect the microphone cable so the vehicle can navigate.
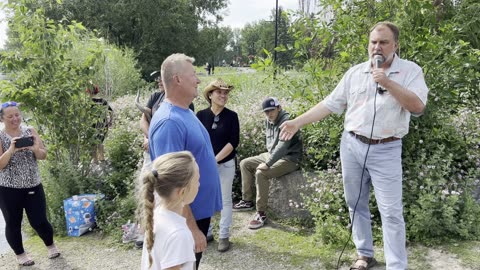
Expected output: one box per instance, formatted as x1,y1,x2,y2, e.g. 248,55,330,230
336,87,380,270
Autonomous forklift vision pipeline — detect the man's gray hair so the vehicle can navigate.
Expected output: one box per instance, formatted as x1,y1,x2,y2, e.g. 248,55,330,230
161,53,195,89
370,21,400,42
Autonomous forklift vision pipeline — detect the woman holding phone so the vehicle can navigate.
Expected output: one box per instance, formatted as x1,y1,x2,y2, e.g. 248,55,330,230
0,101,60,266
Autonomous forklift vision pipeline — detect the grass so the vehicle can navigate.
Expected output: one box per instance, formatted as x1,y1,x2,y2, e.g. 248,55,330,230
16,221,480,270
213,211,480,270
445,241,480,268
216,210,350,268
408,245,432,269
240,227,480,269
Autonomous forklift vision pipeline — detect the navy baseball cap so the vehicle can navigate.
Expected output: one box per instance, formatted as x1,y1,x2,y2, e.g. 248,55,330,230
262,97,280,111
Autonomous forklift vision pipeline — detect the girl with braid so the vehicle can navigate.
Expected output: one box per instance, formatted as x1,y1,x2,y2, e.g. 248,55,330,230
141,151,200,270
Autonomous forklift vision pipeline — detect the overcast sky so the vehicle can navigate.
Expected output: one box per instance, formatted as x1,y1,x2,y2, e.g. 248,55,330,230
0,0,306,48
220,0,300,28
0,0,6,49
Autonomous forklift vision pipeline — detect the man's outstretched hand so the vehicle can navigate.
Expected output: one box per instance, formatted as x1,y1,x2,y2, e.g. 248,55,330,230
280,120,299,141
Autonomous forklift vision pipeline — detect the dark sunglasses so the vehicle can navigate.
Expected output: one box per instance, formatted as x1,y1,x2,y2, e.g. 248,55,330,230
1,101,18,108
212,115,220,130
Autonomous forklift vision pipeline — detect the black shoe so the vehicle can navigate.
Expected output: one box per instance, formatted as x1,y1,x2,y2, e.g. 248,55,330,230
206,234,214,243
134,240,143,249
233,200,254,211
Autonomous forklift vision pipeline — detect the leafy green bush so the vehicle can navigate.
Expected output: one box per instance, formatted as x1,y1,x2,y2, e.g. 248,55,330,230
403,109,480,243
300,163,351,246
102,128,141,199
93,95,143,234
40,152,100,235
0,1,145,238
70,41,145,98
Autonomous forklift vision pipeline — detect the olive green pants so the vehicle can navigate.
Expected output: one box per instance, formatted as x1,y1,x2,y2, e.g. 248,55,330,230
239,152,299,212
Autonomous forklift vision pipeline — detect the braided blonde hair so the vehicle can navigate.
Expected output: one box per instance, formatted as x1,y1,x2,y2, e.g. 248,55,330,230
142,151,196,268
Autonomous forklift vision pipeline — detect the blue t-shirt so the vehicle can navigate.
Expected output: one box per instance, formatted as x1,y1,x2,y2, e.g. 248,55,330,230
149,101,222,220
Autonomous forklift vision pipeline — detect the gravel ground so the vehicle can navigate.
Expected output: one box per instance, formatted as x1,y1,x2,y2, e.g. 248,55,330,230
0,211,475,270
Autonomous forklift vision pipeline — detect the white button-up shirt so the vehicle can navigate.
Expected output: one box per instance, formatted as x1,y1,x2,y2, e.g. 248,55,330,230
323,55,429,139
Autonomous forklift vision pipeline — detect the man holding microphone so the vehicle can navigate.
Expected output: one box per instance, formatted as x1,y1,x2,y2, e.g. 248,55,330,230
280,22,429,270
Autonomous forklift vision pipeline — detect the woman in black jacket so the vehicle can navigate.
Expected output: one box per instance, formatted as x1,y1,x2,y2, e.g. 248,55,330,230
196,79,239,253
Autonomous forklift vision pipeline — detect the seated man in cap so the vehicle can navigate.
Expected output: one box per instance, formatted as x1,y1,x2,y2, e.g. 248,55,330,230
233,97,303,229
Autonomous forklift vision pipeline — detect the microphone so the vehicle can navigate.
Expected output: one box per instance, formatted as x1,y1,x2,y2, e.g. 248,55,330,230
373,55,386,94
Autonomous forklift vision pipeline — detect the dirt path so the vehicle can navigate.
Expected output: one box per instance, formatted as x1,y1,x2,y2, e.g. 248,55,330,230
0,211,477,270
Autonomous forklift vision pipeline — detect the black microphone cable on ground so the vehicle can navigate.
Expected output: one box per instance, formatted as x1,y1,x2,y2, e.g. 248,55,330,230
335,88,381,270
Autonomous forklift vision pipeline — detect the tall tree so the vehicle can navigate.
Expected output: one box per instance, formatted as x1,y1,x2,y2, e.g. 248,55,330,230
37,0,228,75
275,7,295,68
195,26,232,67
240,7,294,68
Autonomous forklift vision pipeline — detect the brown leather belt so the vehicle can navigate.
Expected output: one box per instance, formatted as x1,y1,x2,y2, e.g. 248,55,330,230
349,131,400,145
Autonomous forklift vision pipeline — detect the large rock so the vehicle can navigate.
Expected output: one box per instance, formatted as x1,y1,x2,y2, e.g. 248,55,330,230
267,170,311,219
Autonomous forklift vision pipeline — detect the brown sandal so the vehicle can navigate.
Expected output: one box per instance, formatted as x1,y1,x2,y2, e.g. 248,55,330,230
349,257,377,270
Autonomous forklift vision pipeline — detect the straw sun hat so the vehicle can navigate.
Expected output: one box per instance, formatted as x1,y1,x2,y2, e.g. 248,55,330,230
203,78,234,103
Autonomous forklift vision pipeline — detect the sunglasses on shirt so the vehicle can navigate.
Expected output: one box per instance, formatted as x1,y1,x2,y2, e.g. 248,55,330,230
212,115,220,130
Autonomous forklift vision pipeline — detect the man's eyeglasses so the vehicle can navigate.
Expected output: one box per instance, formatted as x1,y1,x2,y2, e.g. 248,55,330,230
1,101,18,108
212,115,220,130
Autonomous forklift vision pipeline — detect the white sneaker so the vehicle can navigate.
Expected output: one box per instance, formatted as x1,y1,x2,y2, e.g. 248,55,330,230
121,221,138,243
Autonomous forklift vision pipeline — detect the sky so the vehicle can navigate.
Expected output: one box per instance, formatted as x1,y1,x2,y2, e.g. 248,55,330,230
220,0,300,29
0,0,6,49
0,0,305,49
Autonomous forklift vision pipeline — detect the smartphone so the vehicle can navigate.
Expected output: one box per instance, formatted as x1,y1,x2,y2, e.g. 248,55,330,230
15,136,34,148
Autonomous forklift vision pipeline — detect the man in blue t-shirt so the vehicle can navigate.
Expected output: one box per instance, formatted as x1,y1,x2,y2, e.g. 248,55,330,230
149,53,222,269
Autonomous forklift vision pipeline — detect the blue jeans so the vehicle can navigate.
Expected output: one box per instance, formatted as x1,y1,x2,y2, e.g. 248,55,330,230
218,159,235,239
340,131,407,270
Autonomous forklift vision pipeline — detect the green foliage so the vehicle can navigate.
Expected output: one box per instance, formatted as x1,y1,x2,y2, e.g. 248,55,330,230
39,0,228,75
95,188,138,239
89,94,143,235
70,41,145,97
102,126,141,199
452,0,480,49
251,49,275,72
41,153,100,235
300,165,350,245
403,108,480,243
240,7,294,68
195,26,232,66
1,0,97,165
0,0,144,237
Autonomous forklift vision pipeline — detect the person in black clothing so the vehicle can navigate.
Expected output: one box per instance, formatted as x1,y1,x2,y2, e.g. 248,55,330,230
205,62,212,75
87,85,113,163
196,78,239,252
